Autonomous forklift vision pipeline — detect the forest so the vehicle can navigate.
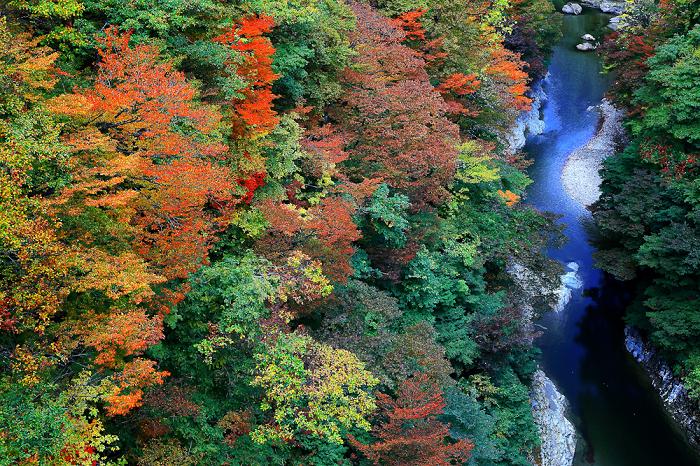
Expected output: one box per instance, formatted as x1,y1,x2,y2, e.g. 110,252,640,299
1,0,699,464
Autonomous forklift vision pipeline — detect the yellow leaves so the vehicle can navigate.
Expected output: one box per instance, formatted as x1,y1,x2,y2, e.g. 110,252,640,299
46,94,94,118
455,140,500,184
72,249,166,304
0,18,59,105
251,331,378,444
10,345,42,386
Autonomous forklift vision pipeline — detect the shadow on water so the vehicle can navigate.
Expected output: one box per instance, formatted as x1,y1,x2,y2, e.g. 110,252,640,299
524,7,700,466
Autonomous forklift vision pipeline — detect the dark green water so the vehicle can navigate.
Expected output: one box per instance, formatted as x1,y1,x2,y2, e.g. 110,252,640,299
524,8,700,466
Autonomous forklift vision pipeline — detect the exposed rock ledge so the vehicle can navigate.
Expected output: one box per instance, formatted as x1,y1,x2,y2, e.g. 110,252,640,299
506,78,547,154
561,99,624,207
625,327,700,448
531,370,577,466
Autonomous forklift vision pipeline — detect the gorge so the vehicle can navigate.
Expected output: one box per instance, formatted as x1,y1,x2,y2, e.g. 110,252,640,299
526,6,700,465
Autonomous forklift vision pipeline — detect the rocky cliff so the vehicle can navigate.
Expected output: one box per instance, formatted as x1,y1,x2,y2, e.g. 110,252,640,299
530,370,577,466
625,327,700,448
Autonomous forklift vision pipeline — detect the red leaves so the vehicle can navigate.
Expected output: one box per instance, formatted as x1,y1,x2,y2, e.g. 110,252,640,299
351,373,473,466
215,15,279,136
392,10,428,41
237,171,266,204
307,197,361,282
340,2,460,208
639,141,699,179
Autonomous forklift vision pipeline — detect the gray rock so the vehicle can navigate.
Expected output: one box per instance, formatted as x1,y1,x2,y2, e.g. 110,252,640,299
608,15,624,30
576,42,597,51
562,99,625,207
582,34,596,41
505,78,547,154
625,327,700,448
600,0,626,14
531,370,577,466
562,2,583,14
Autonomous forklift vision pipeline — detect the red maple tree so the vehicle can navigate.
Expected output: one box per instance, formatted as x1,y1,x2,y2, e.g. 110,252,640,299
339,2,460,208
350,372,473,466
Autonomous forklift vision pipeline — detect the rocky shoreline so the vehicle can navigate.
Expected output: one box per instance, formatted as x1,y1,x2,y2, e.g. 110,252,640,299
561,99,625,208
530,370,577,466
507,259,578,466
625,327,700,449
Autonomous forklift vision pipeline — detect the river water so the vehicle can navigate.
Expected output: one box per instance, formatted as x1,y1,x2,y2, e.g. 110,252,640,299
524,8,700,466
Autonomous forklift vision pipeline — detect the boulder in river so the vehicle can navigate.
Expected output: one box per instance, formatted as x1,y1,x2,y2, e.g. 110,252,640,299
576,42,597,51
600,0,626,14
608,15,624,30
582,33,596,41
531,370,577,466
562,2,583,14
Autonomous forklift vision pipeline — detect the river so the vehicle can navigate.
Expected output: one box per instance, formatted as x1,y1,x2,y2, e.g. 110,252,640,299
524,7,700,466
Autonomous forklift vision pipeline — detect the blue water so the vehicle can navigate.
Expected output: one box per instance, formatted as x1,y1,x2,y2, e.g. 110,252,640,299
525,9,700,465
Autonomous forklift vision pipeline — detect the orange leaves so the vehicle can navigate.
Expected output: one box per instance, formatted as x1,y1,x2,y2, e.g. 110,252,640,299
392,10,428,41
215,15,279,137
104,358,169,416
497,189,520,206
72,250,166,304
437,73,482,117
80,310,164,367
486,47,532,112
52,27,237,284
437,73,481,96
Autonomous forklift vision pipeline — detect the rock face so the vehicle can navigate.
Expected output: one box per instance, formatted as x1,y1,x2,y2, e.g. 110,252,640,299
506,78,547,153
625,327,700,448
562,2,583,14
562,99,625,207
531,370,577,466
576,42,597,51
608,15,625,30
582,33,596,41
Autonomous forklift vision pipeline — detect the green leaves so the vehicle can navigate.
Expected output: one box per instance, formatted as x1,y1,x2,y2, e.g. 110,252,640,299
634,25,700,145
251,331,378,444
360,183,411,248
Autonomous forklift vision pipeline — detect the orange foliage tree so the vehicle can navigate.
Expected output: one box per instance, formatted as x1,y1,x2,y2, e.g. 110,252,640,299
214,15,279,138
46,27,241,414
